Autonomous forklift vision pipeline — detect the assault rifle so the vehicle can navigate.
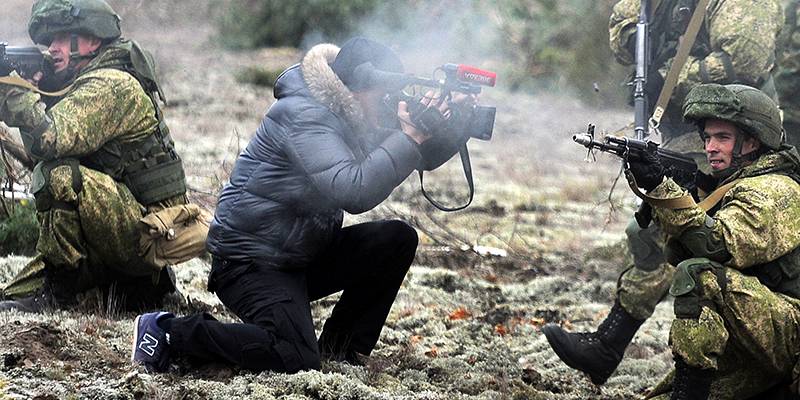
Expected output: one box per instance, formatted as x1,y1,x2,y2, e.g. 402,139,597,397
573,124,700,226
573,125,696,175
353,62,497,211
0,43,50,79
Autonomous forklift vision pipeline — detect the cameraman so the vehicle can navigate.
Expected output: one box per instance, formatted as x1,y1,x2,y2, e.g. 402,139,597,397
132,37,472,373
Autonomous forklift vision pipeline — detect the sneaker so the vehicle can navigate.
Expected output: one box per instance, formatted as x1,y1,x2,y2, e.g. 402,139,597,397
131,311,174,372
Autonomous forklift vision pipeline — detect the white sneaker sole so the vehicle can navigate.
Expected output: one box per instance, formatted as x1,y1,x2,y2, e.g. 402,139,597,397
130,314,142,363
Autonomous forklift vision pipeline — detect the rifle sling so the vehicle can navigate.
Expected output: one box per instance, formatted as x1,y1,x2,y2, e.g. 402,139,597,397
650,0,711,128
0,75,73,97
625,168,739,212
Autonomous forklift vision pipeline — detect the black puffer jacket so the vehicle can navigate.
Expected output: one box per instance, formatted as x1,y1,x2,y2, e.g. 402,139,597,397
206,44,424,269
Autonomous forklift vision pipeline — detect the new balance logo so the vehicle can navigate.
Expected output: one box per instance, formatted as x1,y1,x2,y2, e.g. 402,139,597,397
139,333,159,357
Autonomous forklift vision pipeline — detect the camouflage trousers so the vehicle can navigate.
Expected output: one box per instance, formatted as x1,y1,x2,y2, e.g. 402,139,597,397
2,162,166,303
618,219,674,320
647,266,800,399
617,130,708,320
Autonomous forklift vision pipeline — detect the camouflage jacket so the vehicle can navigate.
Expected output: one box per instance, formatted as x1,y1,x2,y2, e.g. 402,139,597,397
650,148,800,269
610,0,784,115
0,42,158,167
0,40,185,209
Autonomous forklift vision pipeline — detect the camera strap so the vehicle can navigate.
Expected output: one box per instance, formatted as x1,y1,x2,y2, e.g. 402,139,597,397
418,144,474,212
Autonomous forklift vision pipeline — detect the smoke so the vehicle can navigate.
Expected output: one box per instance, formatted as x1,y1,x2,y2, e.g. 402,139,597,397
301,1,504,82
0,0,35,44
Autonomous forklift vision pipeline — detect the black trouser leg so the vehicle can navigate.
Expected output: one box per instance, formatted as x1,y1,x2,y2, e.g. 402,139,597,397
169,263,320,372
308,220,417,356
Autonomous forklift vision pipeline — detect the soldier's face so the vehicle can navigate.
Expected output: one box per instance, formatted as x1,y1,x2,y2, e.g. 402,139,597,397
703,119,760,172
48,33,102,72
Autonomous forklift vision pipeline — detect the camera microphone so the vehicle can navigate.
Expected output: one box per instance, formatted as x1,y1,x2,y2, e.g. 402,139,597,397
448,64,497,87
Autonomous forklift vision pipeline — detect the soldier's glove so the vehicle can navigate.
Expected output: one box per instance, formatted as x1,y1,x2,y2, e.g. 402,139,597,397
628,142,665,191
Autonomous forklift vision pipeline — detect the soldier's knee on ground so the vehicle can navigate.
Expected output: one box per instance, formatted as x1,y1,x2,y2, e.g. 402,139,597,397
625,218,664,271
669,258,728,370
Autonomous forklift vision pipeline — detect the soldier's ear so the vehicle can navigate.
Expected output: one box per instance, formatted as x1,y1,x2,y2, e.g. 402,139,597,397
742,134,761,154
82,35,103,53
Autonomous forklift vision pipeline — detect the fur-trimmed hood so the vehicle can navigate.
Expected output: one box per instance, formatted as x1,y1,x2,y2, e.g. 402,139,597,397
301,43,365,133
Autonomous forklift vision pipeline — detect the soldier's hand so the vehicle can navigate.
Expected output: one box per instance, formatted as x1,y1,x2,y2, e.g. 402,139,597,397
628,145,665,191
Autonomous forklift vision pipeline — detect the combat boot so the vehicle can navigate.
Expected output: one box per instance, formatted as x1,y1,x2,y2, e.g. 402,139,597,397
671,358,712,400
0,285,57,312
542,301,644,385
0,266,80,313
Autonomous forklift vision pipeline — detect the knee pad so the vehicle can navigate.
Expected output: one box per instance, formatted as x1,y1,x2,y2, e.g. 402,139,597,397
625,218,664,271
670,258,727,319
31,159,83,212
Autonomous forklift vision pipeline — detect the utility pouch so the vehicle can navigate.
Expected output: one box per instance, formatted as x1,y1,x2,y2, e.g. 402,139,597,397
123,158,186,206
138,204,211,271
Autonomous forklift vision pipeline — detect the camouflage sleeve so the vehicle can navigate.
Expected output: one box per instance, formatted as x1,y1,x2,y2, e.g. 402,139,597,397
0,69,157,160
652,175,800,269
672,0,784,102
609,0,640,65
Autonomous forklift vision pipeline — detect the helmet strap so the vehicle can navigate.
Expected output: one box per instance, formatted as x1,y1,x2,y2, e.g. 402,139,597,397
66,34,100,70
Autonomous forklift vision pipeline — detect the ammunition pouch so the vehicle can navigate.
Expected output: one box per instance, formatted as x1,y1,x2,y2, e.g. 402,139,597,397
83,130,186,206
124,157,186,206
670,258,727,319
744,246,800,299
31,158,82,212
138,204,211,271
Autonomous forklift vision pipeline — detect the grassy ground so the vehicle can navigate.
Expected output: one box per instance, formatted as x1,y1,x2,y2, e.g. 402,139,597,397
0,1,675,399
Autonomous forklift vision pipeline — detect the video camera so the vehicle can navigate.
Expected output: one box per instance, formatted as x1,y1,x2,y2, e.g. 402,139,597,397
353,62,498,212
0,43,50,79
354,62,497,141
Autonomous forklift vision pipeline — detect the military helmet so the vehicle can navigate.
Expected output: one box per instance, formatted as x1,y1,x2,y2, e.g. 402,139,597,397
28,0,121,45
683,83,784,150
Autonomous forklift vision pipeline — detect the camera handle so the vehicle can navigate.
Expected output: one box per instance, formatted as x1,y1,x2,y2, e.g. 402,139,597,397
418,143,474,212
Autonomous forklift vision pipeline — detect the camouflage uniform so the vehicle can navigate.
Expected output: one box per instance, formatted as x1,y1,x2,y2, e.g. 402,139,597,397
645,149,800,398
542,2,787,387
776,0,800,147
609,0,784,321
0,38,185,306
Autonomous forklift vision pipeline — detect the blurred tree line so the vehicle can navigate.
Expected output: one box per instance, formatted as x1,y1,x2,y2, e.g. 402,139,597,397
219,0,630,105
